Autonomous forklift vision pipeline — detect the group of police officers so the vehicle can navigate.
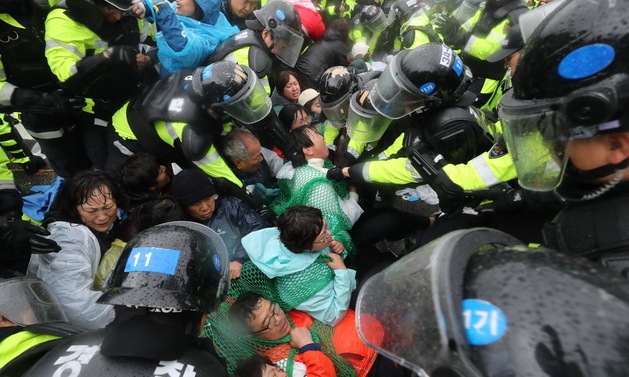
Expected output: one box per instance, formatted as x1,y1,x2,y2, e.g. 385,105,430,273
1,0,629,375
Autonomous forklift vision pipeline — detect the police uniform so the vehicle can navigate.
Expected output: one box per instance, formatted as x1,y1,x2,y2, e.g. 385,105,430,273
0,3,90,178
22,328,227,377
108,70,243,187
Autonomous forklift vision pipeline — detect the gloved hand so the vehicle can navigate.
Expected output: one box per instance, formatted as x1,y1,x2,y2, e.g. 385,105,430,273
40,90,86,115
326,167,346,182
433,14,468,49
103,45,138,68
0,215,61,255
20,156,47,175
11,88,85,115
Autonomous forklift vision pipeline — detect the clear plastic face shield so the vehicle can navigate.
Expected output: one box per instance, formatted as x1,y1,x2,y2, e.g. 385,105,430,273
220,66,272,124
365,8,389,33
321,94,351,128
270,24,304,68
356,229,520,377
347,91,393,142
500,82,626,191
369,53,438,119
0,277,68,326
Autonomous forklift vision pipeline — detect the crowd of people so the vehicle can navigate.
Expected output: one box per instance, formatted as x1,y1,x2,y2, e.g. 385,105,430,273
1,0,629,375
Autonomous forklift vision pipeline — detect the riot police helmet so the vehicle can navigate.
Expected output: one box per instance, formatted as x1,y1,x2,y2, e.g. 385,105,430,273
360,5,389,33
423,106,492,164
499,0,629,193
357,227,629,377
247,0,304,67
98,221,230,313
319,66,361,128
347,79,393,142
390,0,420,22
191,61,272,124
369,43,475,119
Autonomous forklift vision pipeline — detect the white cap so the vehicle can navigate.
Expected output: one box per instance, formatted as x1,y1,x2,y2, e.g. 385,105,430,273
298,88,320,107
351,42,370,60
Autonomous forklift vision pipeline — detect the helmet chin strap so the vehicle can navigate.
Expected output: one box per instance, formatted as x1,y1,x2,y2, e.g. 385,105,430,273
557,158,629,201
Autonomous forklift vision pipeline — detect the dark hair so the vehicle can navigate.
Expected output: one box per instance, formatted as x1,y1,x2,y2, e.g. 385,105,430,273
137,197,187,232
277,206,324,253
290,125,317,151
276,70,302,97
45,169,128,225
229,291,264,333
279,104,307,131
329,18,350,43
236,355,277,377
116,152,161,195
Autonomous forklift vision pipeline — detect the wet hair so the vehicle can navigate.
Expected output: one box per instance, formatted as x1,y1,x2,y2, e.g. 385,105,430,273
222,128,258,163
290,124,317,150
277,205,324,253
116,152,161,195
229,291,264,333
236,355,277,377
45,169,128,225
279,104,307,131
136,197,187,232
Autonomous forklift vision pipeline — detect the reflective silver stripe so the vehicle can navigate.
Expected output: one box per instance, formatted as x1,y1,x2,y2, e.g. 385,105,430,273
0,180,17,190
0,68,5,80
94,118,109,127
164,122,180,141
113,140,134,156
406,159,423,181
70,64,77,75
471,154,500,186
463,35,477,53
346,146,360,159
462,19,474,30
377,151,388,160
45,39,85,59
0,83,16,106
24,128,65,140
95,40,108,50
192,149,220,165
362,162,372,183
489,31,505,43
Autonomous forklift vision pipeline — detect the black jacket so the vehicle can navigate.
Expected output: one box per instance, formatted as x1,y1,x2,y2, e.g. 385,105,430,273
295,29,349,90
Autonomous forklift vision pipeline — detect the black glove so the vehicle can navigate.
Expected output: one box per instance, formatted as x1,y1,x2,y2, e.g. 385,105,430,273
20,155,47,176
41,90,86,115
0,215,61,255
326,167,346,182
11,88,85,115
103,45,138,68
433,14,468,49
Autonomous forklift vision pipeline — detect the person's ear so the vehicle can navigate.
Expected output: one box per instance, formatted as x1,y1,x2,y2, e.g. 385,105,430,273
607,132,629,164
233,159,245,170
302,146,314,157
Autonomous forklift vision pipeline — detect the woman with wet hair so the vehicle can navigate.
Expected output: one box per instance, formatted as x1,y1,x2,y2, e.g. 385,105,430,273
27,170,128,330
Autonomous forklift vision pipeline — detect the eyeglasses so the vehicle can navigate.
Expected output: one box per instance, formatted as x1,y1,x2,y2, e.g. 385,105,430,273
312,220,330,245
293,115,312,128
251,302,282,334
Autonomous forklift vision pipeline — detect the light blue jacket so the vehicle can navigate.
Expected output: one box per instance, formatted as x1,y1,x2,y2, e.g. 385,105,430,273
242,228,357,326
144,0,239,74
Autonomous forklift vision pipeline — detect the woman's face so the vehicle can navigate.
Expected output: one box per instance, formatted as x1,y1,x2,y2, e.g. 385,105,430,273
76,186,118,233
309,97,322,114
282,75,301,102
185,196,216,222
176,0,197,17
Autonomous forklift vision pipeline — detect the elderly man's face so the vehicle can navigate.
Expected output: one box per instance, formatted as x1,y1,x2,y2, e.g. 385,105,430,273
230,0,258,18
